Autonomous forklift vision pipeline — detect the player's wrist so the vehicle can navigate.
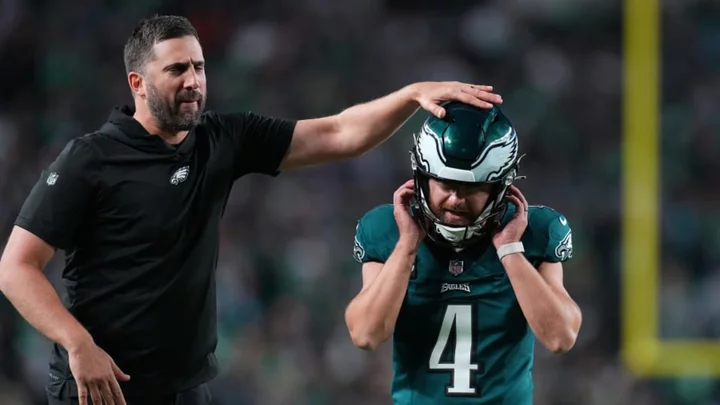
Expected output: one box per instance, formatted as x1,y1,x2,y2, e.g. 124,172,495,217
493,238,520,250
496,241,524,261
396,237,420,255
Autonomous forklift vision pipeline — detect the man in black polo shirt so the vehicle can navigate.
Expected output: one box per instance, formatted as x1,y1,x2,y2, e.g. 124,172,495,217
0,15,502,405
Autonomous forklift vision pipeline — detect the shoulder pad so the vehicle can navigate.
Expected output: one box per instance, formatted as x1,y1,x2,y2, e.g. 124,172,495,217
353,204,398,264
524,205,574,263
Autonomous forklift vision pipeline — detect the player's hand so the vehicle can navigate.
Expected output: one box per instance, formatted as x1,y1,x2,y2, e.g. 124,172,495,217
393,180,426,250
68,339,130,405
408,81,502,119
492,185,529,249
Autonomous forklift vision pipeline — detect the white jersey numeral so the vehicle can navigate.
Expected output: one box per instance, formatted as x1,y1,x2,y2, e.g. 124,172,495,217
429,304,479,395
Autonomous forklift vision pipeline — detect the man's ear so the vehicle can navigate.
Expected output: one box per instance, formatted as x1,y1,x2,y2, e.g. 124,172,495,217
128,71,146,97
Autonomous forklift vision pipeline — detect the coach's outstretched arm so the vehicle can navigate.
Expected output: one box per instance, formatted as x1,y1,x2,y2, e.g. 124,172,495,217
345,181,423,351
279,82,502,170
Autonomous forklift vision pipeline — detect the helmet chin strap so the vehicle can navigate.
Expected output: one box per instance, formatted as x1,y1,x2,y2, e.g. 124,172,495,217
432,199,498,245
434,223,476,244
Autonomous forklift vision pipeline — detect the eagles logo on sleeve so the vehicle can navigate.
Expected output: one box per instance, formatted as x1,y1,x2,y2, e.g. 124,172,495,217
353,236,365,263
549,214,574,261
555,229,573,261
539,210,575,263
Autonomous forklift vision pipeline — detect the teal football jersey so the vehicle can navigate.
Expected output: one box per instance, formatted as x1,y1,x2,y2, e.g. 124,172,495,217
352,204,574,405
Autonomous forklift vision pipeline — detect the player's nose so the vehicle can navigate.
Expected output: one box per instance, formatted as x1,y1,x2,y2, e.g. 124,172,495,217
445,191,464,205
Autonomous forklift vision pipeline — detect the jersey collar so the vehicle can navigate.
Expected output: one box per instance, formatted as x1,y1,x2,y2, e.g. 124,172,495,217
103,105,196,156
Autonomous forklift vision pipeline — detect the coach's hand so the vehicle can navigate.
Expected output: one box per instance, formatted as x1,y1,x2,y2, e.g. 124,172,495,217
68,339,130,405
409,81,503,119
394,180,426,250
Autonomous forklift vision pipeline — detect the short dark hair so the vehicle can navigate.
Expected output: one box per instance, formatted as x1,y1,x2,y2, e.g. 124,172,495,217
123,15,199,75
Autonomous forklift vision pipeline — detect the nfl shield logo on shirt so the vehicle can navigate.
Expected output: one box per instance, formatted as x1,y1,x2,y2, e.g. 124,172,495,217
46,172,59,186
448,260,464,276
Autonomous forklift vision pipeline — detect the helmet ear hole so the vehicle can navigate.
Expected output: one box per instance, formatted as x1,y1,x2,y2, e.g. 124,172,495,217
410,172,422,219
409,195,422,219
409,149,418,171
504,172,515,187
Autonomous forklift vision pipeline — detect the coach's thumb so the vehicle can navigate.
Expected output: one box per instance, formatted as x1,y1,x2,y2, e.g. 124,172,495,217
111,360,131,381
431,104,446,119
418,98,446,119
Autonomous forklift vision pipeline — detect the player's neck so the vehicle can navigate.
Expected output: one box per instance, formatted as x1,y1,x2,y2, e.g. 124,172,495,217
132,106,189,145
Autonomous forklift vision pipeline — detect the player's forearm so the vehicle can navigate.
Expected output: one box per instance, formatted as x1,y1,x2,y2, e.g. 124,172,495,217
332,85,420,157
0,263,93,353
346,240,417,350
501,255,581,353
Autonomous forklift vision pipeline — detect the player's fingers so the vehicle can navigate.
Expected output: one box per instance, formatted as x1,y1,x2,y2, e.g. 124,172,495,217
506,195,524,216
394,180,415,198
110,378,127,405
399,179,414,191
461,86,503,105
507,185,519,199
505,194,520,205
508,186,528,212
517,188,529,209
394,188,415,205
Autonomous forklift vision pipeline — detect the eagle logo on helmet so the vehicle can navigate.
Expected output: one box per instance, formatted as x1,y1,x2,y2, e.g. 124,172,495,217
481,127,519,182
413,123,438,173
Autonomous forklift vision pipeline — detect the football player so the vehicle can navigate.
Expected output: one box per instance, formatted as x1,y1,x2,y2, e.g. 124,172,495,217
345,101,582,404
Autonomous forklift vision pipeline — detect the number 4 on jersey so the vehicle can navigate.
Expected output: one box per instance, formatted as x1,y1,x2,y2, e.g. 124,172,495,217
429,304,481,396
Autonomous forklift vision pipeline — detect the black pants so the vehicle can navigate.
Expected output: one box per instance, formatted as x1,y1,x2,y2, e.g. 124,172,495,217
47,383,212,405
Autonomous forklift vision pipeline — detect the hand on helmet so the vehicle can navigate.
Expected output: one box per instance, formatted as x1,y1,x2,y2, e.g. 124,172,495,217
393,180,426,250
408,81,503,119
492,185,529,249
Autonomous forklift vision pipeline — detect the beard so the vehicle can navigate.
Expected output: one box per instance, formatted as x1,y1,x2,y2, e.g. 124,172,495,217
146,82,206,133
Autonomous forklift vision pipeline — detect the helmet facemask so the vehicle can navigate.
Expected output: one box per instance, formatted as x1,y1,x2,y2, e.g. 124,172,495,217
410,150,520,249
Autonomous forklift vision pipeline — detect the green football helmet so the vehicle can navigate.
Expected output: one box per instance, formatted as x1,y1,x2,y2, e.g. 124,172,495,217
409,101,522,248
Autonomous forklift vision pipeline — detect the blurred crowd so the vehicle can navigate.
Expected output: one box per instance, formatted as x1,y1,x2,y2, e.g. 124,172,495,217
1,0,720,404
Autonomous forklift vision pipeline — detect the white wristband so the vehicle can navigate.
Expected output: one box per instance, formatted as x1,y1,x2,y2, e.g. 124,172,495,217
497,242,524,260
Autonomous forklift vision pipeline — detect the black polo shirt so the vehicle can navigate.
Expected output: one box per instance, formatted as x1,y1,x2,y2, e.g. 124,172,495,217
15,105,295,396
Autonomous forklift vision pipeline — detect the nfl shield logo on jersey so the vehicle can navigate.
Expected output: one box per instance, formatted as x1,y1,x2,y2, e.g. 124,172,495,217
448,260,464,276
